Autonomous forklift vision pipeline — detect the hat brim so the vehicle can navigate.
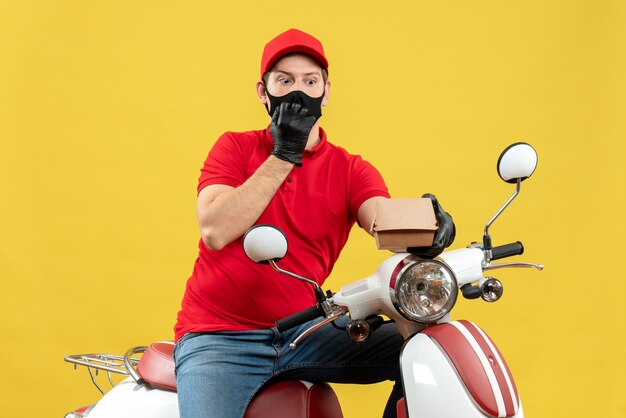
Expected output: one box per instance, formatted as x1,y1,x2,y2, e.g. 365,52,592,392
262,45,329,77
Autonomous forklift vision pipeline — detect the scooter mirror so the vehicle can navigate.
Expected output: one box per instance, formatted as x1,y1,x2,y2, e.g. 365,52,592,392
242,225,288,264
497,142,538,184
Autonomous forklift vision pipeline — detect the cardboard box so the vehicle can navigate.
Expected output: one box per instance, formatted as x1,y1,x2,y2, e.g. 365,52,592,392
371,198,437,251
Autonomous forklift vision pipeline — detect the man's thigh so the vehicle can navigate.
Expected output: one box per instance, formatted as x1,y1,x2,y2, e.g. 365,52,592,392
174,331,276,418
276,319,404,384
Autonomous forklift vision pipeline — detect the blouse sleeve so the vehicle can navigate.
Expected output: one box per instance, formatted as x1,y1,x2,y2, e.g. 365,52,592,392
197,132,249,194
348,156,390,219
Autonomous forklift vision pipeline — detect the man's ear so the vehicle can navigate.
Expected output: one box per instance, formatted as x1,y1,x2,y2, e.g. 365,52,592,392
256,81,268,105
322,80,331,106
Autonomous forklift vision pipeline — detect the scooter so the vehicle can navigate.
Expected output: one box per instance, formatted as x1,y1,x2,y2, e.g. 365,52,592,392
65,142,543,418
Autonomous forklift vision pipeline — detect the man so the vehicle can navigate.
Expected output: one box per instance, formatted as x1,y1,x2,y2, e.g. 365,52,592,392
174,28,454,418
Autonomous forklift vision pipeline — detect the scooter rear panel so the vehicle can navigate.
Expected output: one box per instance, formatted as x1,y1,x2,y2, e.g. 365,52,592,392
86,377,180,418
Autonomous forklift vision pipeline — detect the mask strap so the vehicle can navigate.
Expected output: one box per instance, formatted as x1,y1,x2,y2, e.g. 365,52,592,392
262,81,271,114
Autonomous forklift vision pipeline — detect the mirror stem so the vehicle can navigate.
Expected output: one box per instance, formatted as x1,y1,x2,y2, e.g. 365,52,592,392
268,260,326,302
483,178,521,251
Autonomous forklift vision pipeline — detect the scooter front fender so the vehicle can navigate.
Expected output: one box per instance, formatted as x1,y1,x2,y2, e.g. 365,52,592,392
86,377,179,418
400,320,523,418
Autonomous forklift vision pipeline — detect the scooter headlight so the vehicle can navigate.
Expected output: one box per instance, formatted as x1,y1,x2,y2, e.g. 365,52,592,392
391,259,458,323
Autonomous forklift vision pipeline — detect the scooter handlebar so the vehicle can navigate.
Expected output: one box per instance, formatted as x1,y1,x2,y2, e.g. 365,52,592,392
274,305,325,333
491,241,524,260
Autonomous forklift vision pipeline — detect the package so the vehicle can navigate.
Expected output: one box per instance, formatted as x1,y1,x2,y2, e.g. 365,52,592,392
371,198,437,251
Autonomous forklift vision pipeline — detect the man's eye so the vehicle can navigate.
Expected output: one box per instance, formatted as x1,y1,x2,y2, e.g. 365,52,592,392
306,80,316,86
279,78,292,85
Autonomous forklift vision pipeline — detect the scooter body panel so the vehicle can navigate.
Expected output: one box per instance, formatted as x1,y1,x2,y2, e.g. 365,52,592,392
400,321,523,418
87,377,179,418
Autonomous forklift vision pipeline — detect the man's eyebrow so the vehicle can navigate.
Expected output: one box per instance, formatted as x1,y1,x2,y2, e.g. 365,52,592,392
272,69,322,77
272,70,293,77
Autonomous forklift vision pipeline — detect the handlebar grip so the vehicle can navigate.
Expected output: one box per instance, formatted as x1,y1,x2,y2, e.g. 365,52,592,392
274,305,325,333
491,241,524,260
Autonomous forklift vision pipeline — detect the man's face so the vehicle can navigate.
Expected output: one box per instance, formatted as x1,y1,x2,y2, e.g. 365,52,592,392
257,53,330,112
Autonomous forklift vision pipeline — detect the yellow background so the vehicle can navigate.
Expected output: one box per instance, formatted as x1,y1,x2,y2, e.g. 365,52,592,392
1,1,625,416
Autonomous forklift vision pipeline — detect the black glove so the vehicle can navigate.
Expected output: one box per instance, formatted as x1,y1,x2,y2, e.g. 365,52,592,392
408,193,456,258
269,102,316,166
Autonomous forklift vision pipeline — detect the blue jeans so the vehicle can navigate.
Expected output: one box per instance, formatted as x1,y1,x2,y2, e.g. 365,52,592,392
174,318,404,418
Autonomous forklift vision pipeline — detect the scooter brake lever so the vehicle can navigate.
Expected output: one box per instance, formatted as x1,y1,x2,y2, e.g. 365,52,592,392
484,262,544,271
289,307,348,350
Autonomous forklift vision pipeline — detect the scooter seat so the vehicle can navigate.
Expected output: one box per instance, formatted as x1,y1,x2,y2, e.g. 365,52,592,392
137,342,343,417
137,341,177,391
245,380,343,418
